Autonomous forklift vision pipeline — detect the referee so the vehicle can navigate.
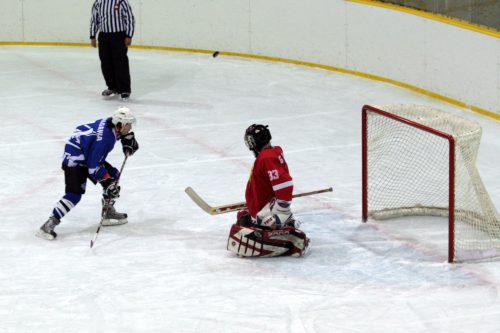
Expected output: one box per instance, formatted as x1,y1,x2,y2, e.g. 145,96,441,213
90,0,135,101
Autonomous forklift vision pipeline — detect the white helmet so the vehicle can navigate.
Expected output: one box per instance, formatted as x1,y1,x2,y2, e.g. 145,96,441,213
112,107,136,126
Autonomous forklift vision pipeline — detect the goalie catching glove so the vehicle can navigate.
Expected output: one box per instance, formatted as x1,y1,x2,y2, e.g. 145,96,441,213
99,177,120,198
121,132,139,156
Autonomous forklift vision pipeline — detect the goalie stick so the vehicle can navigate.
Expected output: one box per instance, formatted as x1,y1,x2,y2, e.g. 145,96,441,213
185,186,333,215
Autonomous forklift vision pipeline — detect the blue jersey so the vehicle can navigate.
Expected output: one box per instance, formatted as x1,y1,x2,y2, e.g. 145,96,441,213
62,117,118,182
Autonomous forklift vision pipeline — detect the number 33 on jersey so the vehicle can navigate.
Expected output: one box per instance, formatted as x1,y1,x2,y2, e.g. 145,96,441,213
245,146,293,217
267,153,285,180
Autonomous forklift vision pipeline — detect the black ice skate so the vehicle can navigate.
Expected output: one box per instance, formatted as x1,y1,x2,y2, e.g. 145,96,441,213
101,199,128,226
36,216,60,240
101,89,117,97
120,92,130,101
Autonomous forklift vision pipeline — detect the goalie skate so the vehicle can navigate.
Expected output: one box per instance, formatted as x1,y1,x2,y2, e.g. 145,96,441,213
101,199,128,226
227,224,309,257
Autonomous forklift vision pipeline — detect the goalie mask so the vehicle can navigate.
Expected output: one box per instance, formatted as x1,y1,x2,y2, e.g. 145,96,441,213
244,124,272,155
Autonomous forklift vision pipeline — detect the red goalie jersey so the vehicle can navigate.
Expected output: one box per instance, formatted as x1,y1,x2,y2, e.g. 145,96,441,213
245,146,293,218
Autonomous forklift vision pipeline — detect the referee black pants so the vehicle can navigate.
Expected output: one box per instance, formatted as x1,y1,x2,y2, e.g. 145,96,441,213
98,31,131,94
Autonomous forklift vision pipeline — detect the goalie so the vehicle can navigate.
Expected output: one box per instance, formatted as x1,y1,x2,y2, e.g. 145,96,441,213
227,124,310,257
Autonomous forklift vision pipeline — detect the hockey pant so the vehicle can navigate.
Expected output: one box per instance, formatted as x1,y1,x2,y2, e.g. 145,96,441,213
52,163,119,220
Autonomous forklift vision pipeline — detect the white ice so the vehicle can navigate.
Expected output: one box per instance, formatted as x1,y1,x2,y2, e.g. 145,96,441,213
1,46,500,332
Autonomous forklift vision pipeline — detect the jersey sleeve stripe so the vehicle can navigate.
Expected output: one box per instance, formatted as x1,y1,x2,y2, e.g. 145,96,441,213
66,141,80,150
272,180,293,191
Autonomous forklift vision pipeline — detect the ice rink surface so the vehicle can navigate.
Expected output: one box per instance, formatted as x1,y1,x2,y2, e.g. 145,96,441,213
1,46,500,332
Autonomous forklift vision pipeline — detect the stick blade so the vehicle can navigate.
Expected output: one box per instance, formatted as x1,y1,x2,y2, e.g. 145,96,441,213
185,187,216,215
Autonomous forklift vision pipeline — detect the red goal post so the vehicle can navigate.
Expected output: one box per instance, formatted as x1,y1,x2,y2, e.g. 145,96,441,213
361,104,500,263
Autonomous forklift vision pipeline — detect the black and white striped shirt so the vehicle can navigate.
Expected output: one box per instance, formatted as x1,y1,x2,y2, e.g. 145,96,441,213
90,0,135,38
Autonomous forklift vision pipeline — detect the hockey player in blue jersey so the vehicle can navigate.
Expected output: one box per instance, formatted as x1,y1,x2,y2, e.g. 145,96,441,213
37,107,139,240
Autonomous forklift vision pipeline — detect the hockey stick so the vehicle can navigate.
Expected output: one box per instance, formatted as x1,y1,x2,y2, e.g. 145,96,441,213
185,186,333,215
90,155,129,248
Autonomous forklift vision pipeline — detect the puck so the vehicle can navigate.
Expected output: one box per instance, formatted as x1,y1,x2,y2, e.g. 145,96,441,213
212,51,219,58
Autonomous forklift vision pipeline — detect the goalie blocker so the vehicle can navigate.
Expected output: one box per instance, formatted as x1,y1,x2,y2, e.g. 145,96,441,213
227,224,310,257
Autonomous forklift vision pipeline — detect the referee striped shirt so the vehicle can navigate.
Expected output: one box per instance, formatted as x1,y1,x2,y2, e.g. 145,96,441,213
90,0,135,38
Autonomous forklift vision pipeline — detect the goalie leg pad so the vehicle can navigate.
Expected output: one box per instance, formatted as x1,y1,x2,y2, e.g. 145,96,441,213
227,224,310,257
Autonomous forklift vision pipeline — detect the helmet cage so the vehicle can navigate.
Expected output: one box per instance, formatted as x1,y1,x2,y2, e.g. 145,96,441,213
244,134,256,150
244,124,271,152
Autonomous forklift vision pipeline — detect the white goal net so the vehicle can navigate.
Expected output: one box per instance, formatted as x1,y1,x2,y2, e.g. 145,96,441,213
362,104,500,262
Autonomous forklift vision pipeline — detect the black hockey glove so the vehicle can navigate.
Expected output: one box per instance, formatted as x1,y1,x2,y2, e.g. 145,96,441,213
100,177,121,198
121,132,139,156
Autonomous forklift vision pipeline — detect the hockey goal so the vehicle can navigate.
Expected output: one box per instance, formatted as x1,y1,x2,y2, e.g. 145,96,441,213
362,104,500,262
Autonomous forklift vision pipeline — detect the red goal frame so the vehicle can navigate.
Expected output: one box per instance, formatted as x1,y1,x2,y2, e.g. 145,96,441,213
361,105,457,262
